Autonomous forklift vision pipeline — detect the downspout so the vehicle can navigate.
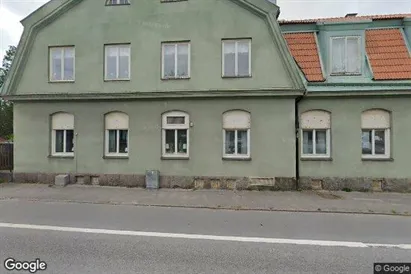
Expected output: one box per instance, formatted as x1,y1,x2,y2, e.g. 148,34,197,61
295,92,306,190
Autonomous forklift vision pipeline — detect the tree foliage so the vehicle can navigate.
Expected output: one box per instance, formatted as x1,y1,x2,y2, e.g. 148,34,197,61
0,46,16,140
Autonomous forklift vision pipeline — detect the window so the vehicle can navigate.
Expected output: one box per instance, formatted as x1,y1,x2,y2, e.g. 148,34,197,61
106,0,130,5
222,39,251,77
161,42,190,79
49,47,75,81
223,110,251,159
361,109,391,159
162,111,189,158
105,44,130,80
300,110,331,158
105,112,129,157
330,36,361,75
51,113,74,156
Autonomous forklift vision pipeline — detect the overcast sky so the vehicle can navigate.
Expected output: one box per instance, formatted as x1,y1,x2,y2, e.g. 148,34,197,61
1,0,411,58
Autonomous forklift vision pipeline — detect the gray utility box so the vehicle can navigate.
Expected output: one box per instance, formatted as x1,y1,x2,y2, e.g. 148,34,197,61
146,170,160,189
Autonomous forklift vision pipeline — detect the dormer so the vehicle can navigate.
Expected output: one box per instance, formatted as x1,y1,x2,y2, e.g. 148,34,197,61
280,13,411,87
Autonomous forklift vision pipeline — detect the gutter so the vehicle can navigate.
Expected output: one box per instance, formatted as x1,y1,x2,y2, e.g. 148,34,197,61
294,92,306,190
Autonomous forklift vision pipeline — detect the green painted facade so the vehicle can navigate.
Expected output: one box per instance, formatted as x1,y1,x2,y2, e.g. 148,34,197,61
299,97,410,179
14,99,296,177
3,0,304,183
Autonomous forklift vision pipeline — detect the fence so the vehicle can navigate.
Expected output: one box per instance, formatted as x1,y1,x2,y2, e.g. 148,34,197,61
0,143,13,171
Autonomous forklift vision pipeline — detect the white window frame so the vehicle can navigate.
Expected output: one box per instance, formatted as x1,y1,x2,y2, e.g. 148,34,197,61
104,44,131,81
361,129,391,159
51,113,74,157
223,129,251,159
105,112,129,157
330,36,362,75
161,111,190,158
49,47,75,82
361,109,391,159
222,39,252,77
222,110,251,159
301,129,331,158
161,42,191,79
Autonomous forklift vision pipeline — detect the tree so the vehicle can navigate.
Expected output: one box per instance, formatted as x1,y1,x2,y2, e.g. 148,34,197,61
0,45,17,140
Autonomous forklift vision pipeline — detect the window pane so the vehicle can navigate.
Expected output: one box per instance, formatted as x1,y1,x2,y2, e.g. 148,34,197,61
237,41,250,76
303,130,313,154
177,129,187,154
108,130,117,153
119,130,128,153
167,116,185,125
163,45,175,77
362,130,372,155
225,130,235,155
237,130,248,155
331,38,345,74
106,47,118,79
64,48,74,80
51,49,62,81
165,130,175,154
223,42,236,76
347,38,360,74
55,130,64,153
119,47,130,79
65,130,74,153
315,130,327,155
177,44,189,77
374,130,385,155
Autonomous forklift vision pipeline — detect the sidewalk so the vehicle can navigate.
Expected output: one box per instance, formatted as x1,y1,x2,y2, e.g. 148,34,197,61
0,183,410,216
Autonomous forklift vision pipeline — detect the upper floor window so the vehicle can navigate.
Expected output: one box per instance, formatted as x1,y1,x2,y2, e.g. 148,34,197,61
51,112,74,157
330,36,361,75
222,39,251,77
223,110,251,159
105,112,129,157
49,47,75,82
161,42,190,79
106,0,130,5
105,44,130,81
162,111,189,158
361,109,391,159
300,110,331,158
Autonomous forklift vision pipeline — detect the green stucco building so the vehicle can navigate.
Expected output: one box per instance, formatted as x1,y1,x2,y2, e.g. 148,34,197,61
1,0,410,191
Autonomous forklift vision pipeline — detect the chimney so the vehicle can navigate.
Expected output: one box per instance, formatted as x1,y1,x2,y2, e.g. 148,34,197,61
345,13,358,18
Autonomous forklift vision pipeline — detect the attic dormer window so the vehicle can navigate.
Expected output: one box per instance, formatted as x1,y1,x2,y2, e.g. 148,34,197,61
330,36,361,75
106,0,130,5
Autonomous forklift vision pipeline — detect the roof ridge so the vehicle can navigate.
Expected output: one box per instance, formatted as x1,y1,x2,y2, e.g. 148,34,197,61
279,13,411,24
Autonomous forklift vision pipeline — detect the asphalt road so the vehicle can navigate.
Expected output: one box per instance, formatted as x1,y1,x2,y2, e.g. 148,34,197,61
0,200,410,274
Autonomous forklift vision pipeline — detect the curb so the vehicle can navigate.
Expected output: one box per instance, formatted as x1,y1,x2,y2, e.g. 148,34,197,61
0,197,409,217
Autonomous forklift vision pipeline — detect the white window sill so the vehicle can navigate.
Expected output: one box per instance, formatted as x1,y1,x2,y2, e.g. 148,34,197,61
104,78,130,82
161,76,190,80
49,80,75,83
301,156,332,161
104,154,129,159
161,155,189,160
222,156,251,161
49,154,74,158
222,75,252,79
362,156,393,162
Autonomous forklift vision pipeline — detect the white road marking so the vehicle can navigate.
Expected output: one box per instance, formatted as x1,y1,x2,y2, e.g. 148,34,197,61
0,222,409,249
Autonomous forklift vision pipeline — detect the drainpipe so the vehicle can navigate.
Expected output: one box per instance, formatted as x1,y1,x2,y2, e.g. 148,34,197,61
295,92,306,190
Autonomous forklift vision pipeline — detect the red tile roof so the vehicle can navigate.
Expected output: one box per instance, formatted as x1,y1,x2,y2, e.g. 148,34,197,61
366,29,411,80
283,32,325,82
279,13,411,25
